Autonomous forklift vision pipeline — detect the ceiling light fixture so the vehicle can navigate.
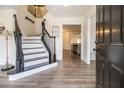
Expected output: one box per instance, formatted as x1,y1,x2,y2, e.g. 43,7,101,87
35,6,37,9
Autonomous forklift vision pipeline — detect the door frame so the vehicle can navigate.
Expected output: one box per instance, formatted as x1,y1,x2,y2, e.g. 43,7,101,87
62,24,82,60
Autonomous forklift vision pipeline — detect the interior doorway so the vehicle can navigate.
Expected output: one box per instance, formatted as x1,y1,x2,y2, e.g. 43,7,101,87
63,25,81,60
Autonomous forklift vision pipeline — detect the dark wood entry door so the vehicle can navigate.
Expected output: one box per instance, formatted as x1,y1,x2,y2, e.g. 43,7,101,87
96,5,124,88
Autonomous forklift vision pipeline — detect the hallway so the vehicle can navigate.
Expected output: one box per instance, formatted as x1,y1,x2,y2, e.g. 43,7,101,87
0,50,96,88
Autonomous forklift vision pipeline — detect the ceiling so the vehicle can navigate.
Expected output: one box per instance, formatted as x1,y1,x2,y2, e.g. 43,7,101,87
0,5,95,17
46,5,95,17
0,5,18,9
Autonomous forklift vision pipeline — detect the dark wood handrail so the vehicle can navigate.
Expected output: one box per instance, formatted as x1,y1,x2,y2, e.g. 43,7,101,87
41,19,56,63
25,16,35,24
14,14,21,34
44,28,55,38
42,19,55,38
13,14,24,72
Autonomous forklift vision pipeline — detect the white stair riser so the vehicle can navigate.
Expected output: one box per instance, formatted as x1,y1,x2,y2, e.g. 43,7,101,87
22,44,43,48
24,58,49,67
24,53,47,60
23,37,41,39
23,48,45,54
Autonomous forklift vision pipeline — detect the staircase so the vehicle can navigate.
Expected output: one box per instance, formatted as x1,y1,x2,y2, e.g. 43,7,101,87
22,36,49,70
8,15,57,81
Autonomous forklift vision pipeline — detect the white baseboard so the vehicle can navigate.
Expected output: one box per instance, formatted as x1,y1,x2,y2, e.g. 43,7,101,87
81,59,90,64
91,60,96,62
9,62,58,81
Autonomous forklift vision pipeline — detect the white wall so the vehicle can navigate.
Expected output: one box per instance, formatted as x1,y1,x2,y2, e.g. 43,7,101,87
17,6,36,35
35,18,42,35
82,19,91,64
0,9,17,65
43,12,55,35
90,14,96,61
81,6,96,64
44,12,82,60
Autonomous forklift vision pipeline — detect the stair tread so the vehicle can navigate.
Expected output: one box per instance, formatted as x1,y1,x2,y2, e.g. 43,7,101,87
22,47,43,50
22,42,41,44
7,62,49,75
24,51,46,55
23,39,41,41
24,56,48,62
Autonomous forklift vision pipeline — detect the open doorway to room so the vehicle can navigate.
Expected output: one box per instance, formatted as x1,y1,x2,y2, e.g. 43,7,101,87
63,25,81,60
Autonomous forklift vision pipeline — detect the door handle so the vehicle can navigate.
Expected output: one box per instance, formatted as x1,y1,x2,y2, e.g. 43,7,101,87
93,48,100,51
95,41,99,44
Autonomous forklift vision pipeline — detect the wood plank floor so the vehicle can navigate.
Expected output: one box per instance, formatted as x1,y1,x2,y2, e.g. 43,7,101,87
0,50,96,88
